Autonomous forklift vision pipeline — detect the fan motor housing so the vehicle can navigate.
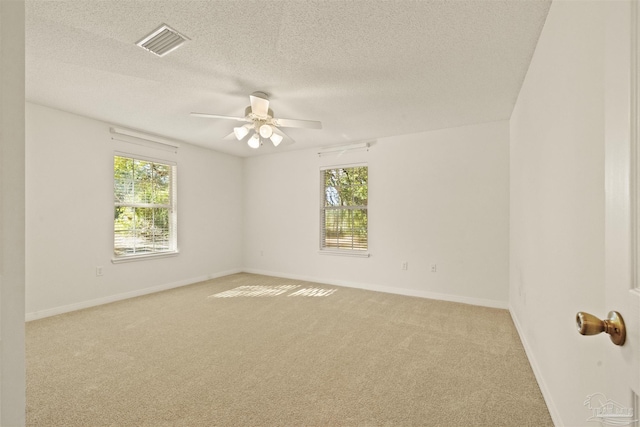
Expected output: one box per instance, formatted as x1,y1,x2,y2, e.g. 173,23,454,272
245,106,274,120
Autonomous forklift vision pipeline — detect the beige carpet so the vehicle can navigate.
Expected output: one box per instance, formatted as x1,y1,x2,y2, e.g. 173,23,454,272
26,273,553,426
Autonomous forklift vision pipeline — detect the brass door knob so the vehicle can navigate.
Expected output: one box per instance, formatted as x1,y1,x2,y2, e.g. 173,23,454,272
576,311,626,346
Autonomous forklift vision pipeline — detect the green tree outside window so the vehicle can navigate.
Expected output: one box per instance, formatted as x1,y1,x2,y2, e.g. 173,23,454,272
114,155,176,257
321,166,368,251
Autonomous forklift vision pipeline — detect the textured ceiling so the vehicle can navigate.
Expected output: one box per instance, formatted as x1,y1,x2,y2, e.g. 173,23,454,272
26,0,551,157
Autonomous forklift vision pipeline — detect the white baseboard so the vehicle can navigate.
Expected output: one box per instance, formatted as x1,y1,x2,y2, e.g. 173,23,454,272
509,306,560,427
25,268,242,322
242,268,509,309
25,267,508,319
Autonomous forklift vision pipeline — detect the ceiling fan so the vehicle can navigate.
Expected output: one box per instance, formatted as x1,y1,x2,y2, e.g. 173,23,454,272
191,91,322,149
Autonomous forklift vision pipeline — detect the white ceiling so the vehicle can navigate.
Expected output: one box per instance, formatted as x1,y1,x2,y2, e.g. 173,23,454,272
26,0,551,157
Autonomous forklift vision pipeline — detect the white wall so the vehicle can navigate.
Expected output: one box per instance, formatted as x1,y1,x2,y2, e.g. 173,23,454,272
25,103,244,319
1,1,26,425
509,1,606,425
26,105,509,314
244,121,510,307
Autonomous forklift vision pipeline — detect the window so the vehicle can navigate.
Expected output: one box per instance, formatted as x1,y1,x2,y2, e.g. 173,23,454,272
113,154,177,259
320,165,368,252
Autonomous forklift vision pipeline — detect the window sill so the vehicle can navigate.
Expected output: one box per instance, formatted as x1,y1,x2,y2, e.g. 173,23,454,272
319,250,370,258
112,251,179,264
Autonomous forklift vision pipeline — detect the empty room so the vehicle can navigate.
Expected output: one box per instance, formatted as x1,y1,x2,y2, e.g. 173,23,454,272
1,0,639,426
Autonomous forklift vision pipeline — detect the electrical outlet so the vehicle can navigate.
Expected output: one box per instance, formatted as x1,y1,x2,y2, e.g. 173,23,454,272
96,266,103,276
401,261,408,270
431,264,437,273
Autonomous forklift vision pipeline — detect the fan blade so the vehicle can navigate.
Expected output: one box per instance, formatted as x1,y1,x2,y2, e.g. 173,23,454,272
223,131,237,141
272,117,322,129
191,112,248,122
249,92,270,118
271,126,295,146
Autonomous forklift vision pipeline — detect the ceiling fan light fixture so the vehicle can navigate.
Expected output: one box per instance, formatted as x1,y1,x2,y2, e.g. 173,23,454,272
233,125,250,140
259,124,273,138
270,133,284,147
192,91,322,150
248,133,260,149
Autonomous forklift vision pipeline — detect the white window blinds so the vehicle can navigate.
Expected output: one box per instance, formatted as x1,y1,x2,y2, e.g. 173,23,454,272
320,165,368,252
114,154,177,258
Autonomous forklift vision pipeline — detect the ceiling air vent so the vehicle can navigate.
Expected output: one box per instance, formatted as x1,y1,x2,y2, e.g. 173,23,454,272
136,24,189,57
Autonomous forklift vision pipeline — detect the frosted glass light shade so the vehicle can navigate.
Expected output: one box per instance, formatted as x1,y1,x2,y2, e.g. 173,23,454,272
248,133,260,149
259,124,273,138
270,133,284,147
234,125,250,140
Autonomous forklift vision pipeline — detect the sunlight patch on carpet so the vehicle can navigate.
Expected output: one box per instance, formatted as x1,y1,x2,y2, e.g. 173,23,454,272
209,285,300,298
208,285,337,298
288,288,337,297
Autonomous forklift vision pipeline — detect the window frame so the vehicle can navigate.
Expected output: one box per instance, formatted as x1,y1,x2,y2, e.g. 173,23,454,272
319,163,369,257
112,152,178,263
